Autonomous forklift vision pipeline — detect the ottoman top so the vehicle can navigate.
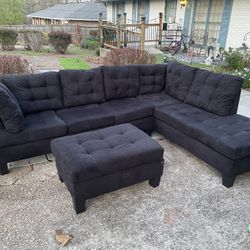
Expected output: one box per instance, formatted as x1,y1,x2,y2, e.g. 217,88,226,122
51,123,164,183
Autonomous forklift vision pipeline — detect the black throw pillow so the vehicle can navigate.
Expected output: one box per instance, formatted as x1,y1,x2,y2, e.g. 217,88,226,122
0,82,25,133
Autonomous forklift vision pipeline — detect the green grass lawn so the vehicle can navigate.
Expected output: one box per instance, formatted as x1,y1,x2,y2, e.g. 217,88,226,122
59,57,91,70
155,53,164,64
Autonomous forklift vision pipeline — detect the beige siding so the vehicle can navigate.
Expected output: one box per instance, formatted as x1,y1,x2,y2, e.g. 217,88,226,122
226,0,250,48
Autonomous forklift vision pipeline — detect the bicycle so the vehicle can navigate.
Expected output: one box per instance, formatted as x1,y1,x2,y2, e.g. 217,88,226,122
168,34,194,56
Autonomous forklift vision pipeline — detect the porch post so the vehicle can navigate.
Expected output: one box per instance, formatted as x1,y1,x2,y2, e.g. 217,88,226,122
159,12,163,45
116,14,121,48
140,16,146,50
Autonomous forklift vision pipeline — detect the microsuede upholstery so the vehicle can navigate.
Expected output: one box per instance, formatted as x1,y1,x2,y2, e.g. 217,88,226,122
59,69,105,107
137,92,181,107
51,123,164,183
165,61,198,101
102,65,139,100
1,72,63,114
185,69,243,116
102,98,154,124
191,115,250,160
139,64,167,94
154,103,218,136
56,104,115,134
0,82,25,133
0,111,67,147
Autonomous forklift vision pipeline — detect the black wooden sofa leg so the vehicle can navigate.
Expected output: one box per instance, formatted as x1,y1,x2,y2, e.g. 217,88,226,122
0,163,9,175
73,198,86,214
222,174,236,188
149,176,161,188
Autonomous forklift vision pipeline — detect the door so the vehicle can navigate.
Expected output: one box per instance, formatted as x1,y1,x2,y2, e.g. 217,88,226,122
165,0,177,23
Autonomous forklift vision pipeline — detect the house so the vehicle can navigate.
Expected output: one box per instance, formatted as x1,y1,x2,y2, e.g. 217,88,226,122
102,0,250,49
27,2,107,26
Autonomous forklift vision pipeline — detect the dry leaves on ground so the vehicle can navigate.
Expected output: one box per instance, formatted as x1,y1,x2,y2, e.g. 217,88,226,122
55,229,73,247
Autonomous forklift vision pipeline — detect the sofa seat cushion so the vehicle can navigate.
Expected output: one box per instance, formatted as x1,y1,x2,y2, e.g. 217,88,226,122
102,65,139,100
59,69,105,108
191,115,250,160
0,82,25,133
139,64,167,94
56,104,115,134
165,61,198,101
137,92,181,107
185,69,243,116
154,103,217,136
102,98,154,124
0,111,67,147
51,123,164,183
1,72,63,114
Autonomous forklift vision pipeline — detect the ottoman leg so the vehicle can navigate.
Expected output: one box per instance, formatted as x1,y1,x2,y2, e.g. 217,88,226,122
222,174,236,188
0,163,9,175
73,198,86,214
149,176,161,188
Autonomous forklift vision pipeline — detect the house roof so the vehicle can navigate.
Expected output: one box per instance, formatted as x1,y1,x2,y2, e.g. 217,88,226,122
27,2,107,21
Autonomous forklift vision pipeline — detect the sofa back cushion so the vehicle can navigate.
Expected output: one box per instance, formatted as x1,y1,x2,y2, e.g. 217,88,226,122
165,61,198,101
59,69,105,107
139,64,167,95
102,65,139,100
185,69,243,116
0,82,25,133
1,72,63,114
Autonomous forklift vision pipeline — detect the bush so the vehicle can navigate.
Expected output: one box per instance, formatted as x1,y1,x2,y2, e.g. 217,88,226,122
81,37,100,50
48,31,71,54
103,48,156,65
224,48,244,70
89,30,99,39
0,55,31,75
22,30,45,52
0,29,18,50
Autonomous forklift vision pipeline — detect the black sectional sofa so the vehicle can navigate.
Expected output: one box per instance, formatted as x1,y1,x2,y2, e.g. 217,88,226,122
1,61,250,188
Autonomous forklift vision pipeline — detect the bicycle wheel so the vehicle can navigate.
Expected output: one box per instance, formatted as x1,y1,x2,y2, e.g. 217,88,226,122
169,41,181,56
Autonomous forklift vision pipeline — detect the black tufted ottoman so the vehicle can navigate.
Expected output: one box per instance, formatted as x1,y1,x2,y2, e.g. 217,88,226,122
51,124,164,213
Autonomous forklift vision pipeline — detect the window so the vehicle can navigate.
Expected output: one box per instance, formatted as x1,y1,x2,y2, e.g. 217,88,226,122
165,0,177,23
192,0,225,44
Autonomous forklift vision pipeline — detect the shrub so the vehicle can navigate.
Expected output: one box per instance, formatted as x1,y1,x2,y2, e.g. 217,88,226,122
224,48,244,70
0,55,31,75
22,30,45,52
80,37,100,50
0,29,18,50
48,31,71,54
89,30,99,39
103,48,156,65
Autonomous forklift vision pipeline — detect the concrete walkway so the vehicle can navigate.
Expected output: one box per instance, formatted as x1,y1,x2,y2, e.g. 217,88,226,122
237,89,250,117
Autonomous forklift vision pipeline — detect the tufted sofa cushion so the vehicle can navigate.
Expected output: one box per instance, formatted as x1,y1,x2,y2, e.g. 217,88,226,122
102,65,139,100
185,69,243,116
1,72,63,114
0,111,67,147
102,98,154,124
191,115,250,160
56,104,115,134
137,92,181,108
165,61,198,101
154,103,218,136
139,64,167,94
0,82,25,133
59,69,105,107
51,123,164,183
